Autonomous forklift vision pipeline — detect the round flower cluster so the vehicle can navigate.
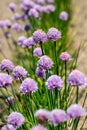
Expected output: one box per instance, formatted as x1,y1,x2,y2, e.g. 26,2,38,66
36,67,46,78
12,66,28,80
33,29,47,43
7,112,25,128
1,124,16,130
38,55,53,70
60,52,71,61
46,75,63,90
0,73,12,88
59,11,69,21
49,109,68,125
0,59,14,72
35,109,50,123
20,78,38,94
47,27,61,41
67,104,86,119
12,23,22,31
36,55,53,78
33,47,42,57
67,70,87,87
17,36,26,46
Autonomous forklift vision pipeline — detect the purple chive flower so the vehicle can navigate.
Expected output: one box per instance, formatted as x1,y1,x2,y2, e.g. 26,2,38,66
17,36,26,46
20,3,28,11
47,27,61,41
23,0,35,8
23,37,36,48
24,24,31,31
36,67,46,78
33,29,47,43
31,125,47,130
4,20,12,28
0,59,14,72
33,47,42,57
0,20,5,28
46,75,63,90
0,73,12,88
7,112,25,128
67,104,87,119
12,23,22,31
50,109,68,125
8,3,16,12
1,124,16,130
12,13,21,20
67,70,87,87
60,52,72,61
20,78,38,94
13,66,28,80
38,55,53,70
45,5,55,13
28,8,39,18
35,109,50,124
59,11,69,21
21,14,28,21
4,32,11,38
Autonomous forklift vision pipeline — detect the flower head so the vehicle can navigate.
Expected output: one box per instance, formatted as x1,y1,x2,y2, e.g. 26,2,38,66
35,109,50,123
0,20,5,28
23,37,36,48
33,29,47,43
38,55,53,70
36,67,46,78
60,52,71,61
0,59,14,72
50,109,68,125
4,20,12,28
59,11,68,21
46,75,63,90
44,5,55,13
0,73,12,88
1,124,16,130
20,78,38,94
67,70,87,87
67,104,86,119
24,24,31,31
28,8,39,18
17,36,26,46
33,47,42,57
31,125,47,130
9,2,16,12
47,27,61,41
7,112,25,128
12,23,22,31
12,13,21,20
13,66,28,80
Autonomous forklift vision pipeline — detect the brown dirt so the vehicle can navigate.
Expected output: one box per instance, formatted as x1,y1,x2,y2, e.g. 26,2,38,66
70,0,87,74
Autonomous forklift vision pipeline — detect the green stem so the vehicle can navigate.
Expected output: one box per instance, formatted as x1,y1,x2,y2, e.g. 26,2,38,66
40,42,44,55
54,41,58,75
76,87,79,103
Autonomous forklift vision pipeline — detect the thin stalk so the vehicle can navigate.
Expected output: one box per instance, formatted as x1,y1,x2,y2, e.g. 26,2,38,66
40,42,44,55
76,87,79,103
54,41,58,75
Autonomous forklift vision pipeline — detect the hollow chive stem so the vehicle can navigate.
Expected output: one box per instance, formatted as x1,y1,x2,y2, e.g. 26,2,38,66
40,42,44,55
54,41,58,75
